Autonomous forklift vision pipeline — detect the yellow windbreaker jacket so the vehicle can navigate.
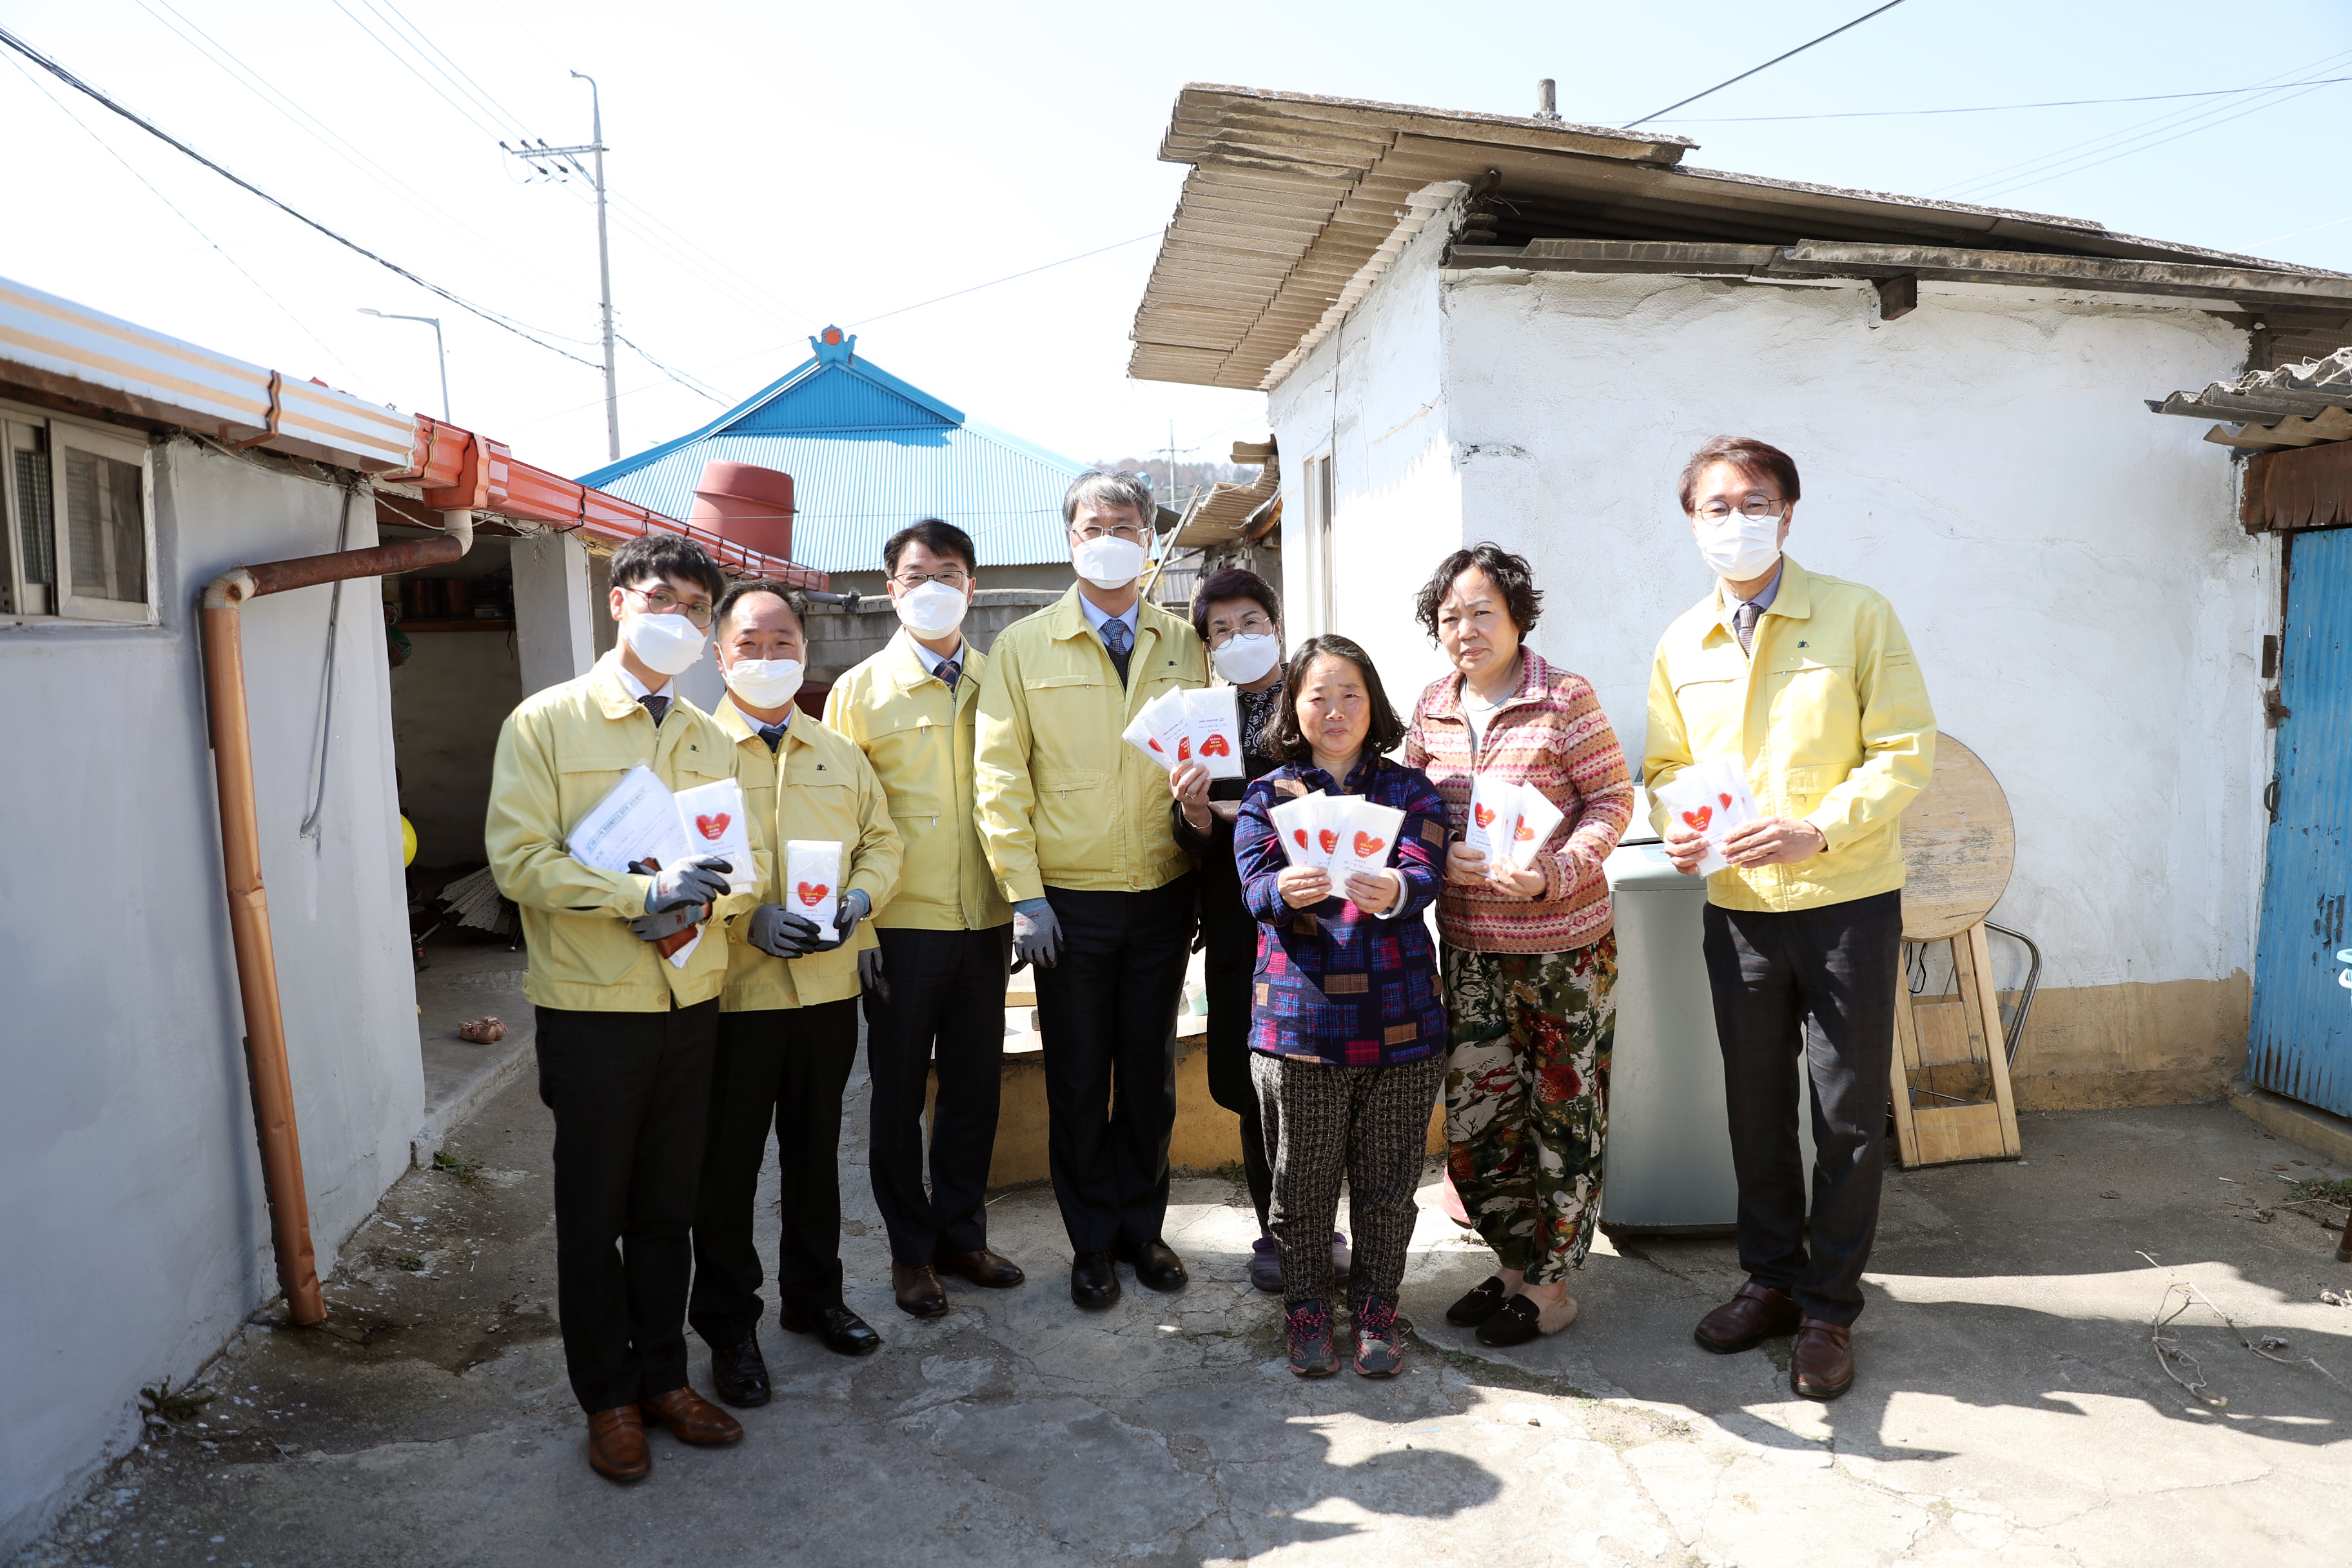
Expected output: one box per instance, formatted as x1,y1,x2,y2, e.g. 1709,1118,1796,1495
486,650,760,1011
715,701,902,1012
1643,556,1936,913
823,629,1011,932
973,586,1206,901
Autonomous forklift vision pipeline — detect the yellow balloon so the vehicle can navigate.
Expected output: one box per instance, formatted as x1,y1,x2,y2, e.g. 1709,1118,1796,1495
400,814,417,867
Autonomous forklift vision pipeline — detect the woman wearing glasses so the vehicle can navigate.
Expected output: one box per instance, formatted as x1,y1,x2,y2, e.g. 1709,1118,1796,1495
1169,569,1346,1295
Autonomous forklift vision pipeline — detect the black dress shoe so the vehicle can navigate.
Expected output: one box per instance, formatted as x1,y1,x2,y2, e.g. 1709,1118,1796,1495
1114,1239,1188,1293
1070,1251,1121,1310
778,1301,882,1357
709,1333,771,1407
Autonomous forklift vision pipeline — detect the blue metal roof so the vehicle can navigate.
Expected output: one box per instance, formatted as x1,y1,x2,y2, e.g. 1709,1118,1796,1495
578,328,1086,572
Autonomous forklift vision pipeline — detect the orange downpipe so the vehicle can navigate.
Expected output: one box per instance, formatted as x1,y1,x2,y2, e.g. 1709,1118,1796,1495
201,509,473,1324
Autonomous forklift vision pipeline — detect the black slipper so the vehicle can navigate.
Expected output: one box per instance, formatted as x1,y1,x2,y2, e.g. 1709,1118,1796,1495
1475,1296,1542,1348
1446,1275,1508,1328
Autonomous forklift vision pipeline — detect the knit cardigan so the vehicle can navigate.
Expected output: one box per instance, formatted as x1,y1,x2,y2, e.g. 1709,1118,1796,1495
1403,650,1634,954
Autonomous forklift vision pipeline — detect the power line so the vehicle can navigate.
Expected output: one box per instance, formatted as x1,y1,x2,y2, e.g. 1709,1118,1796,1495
1645,74,2352,122
1623,1,1912,128
362,0,534,138
614,333,727,404
324,0,507,140
848,231,1161,328
0,24,602,370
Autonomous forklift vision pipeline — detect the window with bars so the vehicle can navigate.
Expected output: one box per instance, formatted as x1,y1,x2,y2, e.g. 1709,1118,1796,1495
2,405,153,623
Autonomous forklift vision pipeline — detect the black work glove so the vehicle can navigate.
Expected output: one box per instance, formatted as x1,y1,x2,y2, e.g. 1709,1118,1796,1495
813,889,872,954
748,903,823,960
858,944,890,1002
641,854,732,914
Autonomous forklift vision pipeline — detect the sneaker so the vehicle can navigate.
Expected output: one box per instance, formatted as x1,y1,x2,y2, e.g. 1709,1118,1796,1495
1250,1235,1283,1293
1284,1300,1340,1377
1331,1231,1352,1283
1353,1295,1405,1378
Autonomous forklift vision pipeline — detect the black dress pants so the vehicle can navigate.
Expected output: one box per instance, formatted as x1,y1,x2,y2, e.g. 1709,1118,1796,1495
864,924,1014,1267
687,998,859,1349
1701,888,1903,1327
1199,867,1273,1231
1032,876,1197,1253
534,999,719,1413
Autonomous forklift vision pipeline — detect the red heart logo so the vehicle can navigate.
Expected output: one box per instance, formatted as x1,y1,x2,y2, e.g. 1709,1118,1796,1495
1177,736,1193,761
1718,792,1733,808
1353,830,1387,859
694,812,730,841
1514,818,1535,841
1317,828,1339,854
1473,803,1496,828
1681,806,1713,832
1147,738,1164,752
796,880,830,907
1291,828,1309,849
1200,733,1231,757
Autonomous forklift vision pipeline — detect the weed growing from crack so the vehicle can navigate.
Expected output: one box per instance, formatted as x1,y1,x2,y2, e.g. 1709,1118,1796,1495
394,1253,426,1271
2286,1176,2352,1207
432,1150,480,1184
139,1377,214,1422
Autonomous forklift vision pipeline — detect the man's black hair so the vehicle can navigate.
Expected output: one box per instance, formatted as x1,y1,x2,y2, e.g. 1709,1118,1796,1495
609,533,726,601
714,578,808,637
883,518,979,576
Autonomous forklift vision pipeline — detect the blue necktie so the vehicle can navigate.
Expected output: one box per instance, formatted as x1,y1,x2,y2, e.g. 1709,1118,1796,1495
1101,618,1132,658
936,658,961,692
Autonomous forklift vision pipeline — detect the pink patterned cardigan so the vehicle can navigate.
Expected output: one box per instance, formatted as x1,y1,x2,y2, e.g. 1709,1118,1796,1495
1403,651,1634,954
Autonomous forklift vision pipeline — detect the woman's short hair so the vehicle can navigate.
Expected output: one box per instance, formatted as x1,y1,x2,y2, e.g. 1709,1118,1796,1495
1259,633,1407,763
1676,436,1802,513
1412,542,1543,642
713,578,808,637
1190,567,1280,642
1062,469,1155,528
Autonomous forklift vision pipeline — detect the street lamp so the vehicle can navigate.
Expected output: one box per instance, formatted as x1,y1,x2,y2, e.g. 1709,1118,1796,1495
358,308,450,422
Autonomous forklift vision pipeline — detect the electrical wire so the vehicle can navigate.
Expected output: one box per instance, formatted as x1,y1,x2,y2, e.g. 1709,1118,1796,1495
614,332,727,404
1622,0,1912,128
848,231,1161,328
1,48,357,378
1646,74,2352,122
358,0,534,139
324,0,507,140
0,23,604,371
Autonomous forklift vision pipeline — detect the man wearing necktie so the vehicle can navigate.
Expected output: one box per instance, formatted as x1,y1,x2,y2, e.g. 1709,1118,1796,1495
1643,436,1936,1404
827,519,1025,1322
692,580,901,1384
485,535,752,1482
975,472,1208,1309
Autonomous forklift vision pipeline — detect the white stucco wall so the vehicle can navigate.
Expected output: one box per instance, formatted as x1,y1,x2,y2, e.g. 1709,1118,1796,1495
0,437,422,1549
1436,271,2266,999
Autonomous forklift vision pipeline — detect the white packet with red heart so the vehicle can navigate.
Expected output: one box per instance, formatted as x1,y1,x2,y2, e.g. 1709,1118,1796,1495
1121,703,1182,771
1501,781,1564,870
783,839,843,943
1269,790,1332,870
1464,773,1518,861
671,778,756,894
1326,798,1406,889
1182,687,1246,779
1653,757,1758,876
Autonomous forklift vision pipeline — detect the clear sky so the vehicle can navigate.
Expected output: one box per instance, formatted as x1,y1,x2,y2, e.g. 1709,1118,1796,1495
5,0,2349,488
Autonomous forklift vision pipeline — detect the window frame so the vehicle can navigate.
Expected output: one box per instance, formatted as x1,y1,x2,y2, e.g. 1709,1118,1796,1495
0,399,159,627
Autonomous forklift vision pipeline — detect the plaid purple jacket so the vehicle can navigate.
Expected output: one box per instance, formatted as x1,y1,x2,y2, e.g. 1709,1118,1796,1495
1233,756,1449,1067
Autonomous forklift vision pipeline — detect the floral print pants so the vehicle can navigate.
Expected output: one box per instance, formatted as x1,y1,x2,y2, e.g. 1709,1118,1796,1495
1441,936,1617,1285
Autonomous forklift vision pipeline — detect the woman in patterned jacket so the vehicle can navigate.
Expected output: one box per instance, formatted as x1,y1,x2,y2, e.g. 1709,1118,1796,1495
1404,544,1634,1348
1233,634,1448,1378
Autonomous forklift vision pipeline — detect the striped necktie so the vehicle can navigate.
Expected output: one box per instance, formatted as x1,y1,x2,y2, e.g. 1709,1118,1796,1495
936,658,961,692
1734,603,1761,656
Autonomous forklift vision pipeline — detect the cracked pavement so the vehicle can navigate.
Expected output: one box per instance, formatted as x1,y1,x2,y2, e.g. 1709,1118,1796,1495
24,1058,2352,1567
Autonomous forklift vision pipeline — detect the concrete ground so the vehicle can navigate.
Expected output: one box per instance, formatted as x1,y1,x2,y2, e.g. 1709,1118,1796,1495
24,1062,2352,1568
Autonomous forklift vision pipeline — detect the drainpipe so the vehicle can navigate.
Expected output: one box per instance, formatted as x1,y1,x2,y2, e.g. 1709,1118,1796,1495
201,508,475,1325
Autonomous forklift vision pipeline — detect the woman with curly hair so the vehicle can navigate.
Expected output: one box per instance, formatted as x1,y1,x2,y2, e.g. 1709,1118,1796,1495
1403,544,1634,1348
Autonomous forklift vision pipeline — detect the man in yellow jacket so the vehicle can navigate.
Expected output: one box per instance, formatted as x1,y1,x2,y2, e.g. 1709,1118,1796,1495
1644,436,1936,1405
485,534,753,1483
825,518,1024,1323
689,579,901,1385
974,472,1206,1310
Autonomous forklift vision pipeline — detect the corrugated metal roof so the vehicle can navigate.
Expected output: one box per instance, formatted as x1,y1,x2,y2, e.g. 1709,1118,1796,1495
1132,84,2352,391
2151,347,2352,452
580,329,1088,572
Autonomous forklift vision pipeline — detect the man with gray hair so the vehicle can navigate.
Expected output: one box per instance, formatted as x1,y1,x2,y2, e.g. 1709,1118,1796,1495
974,471,1208,1310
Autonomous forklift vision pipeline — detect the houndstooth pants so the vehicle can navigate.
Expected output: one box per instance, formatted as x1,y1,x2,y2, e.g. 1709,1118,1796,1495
1251,1051,1446,1309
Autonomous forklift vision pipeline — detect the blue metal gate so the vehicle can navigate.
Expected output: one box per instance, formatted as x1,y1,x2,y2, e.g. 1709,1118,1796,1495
2250,525,2352,1117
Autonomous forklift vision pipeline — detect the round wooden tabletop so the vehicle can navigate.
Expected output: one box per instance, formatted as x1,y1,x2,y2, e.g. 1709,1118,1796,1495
1899,734,2015,943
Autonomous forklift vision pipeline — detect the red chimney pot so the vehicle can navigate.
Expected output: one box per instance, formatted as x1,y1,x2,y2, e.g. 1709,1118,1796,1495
689,460,796,562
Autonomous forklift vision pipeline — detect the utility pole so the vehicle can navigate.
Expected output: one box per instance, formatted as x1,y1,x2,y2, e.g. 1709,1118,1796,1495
504,75,620,460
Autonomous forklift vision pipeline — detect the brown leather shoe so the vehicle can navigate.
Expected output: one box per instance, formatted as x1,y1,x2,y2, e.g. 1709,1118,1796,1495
894,1263,950,1317
637,1385,742,1446
935,1247,1025,1288
1790,1317,1855,1400
586,1406,650,1482
1693,1280,1802,1354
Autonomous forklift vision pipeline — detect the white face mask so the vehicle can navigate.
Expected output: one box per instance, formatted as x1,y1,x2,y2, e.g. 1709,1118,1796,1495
723,656,804,710
1211,632,1281,685
1694,510,1784,582
894,580,969,640
1071,533,1147,590
620,610,707,677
